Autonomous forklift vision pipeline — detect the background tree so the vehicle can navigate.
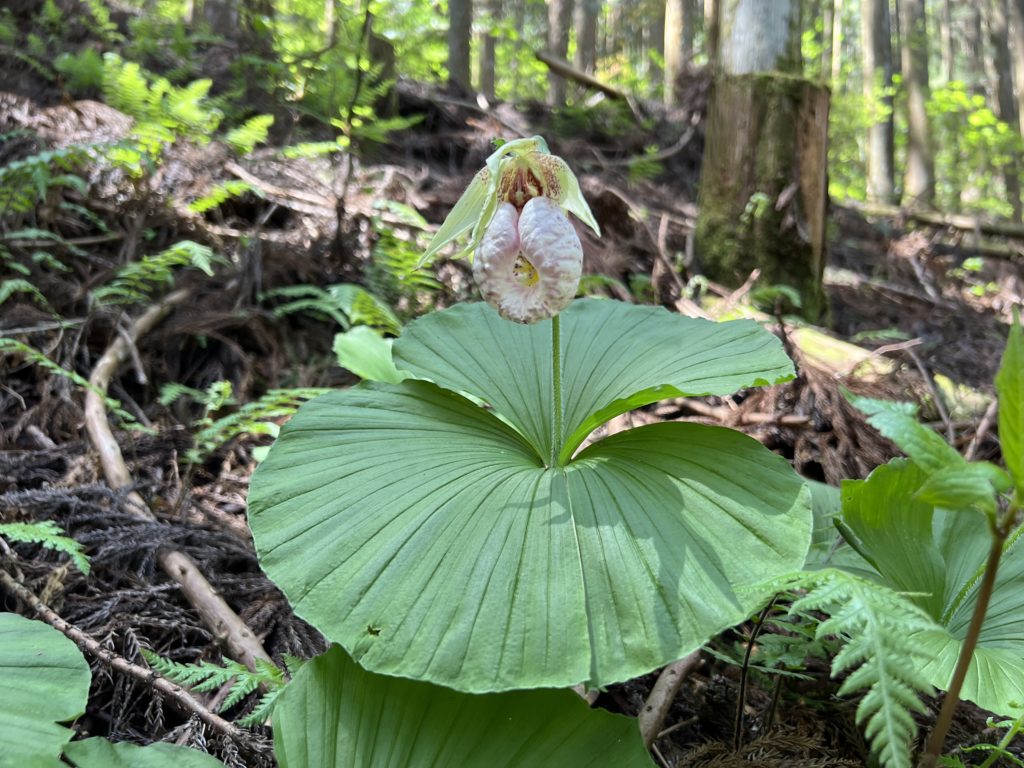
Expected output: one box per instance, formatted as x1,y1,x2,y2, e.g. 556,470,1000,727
989,0,1022,221
447,0,472,91
547,0,574,106
899,0,935,206
478,0,500,100
696,0,830,319
576,0,601,75
861,0,895,204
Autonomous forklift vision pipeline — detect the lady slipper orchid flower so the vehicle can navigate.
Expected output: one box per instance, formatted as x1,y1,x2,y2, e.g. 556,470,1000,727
420,136,600,323
474,196,584,323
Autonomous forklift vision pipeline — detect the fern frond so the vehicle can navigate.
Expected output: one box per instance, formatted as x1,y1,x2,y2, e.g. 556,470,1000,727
187,180,254,214
0,521,89,574
225,115,274,155
774,569,942,768
140,650,288,724
93,241,221,305
0,279,48,308
0,338,141,428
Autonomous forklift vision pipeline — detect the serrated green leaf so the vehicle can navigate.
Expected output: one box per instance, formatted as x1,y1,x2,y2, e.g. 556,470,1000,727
996,311,1024,493
840,459,1024,716
272,645,653,768
914,462,1003,513
848,394,964,473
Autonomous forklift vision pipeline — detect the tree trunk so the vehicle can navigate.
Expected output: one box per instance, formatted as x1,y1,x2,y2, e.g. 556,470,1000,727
966,7,986,95
665,0,684,104
705,0,720,69
696,0,829,320
1010,0,1024,135
548,0,574,106
479,0,500,99
989,0,1023,221
862,0,896,203
448,0,473,92
649,2,666,87
576,0,600,75
900,0,935,206
830,0,844,83
939,0,954,82
821,0,834,78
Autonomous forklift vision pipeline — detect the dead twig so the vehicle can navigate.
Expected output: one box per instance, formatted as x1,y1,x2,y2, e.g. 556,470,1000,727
0,566,265,752
638,649,703,748
83,288,273,671
905,347,954,444
965,399,999,462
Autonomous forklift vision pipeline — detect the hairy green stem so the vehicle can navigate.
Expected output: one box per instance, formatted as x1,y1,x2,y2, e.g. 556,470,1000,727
918,522,1009,767
551,314,562,468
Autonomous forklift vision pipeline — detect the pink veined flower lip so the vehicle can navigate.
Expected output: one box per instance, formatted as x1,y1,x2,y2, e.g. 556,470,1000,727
473,196,584,324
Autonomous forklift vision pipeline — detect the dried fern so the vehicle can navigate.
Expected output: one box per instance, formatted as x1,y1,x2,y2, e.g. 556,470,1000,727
0,521,90,574
769,568,944,768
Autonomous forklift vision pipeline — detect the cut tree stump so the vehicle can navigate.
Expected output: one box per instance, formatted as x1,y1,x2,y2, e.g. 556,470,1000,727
696,73,830,321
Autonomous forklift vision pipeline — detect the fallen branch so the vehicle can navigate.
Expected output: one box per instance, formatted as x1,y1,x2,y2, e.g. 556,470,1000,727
534,50,628,100
83,288,273,671
845,200,1024,240
0,567,266,752
638,650,703,748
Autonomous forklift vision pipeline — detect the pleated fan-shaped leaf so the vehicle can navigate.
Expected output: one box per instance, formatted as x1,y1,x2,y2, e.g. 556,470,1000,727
0,612,91,767
272,645,653,768
248,299,811,692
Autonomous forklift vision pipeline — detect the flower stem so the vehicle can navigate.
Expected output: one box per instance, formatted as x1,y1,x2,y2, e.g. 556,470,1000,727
551,313,562,468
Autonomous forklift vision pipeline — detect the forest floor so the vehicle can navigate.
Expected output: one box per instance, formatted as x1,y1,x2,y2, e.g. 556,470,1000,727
2,49,1023,767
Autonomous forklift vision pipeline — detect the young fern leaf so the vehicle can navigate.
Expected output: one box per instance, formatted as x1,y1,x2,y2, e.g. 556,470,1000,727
0,521,90,574
140,650,287,725
774,569,943,768
93,241,221,305
224,115,274,155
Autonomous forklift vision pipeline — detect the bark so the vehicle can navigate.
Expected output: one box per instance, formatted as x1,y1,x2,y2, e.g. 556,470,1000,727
576,0,601,74
821,0,834,78
479,0,500,99
696,0,829,320
665,0,685,104
940,0,954,82
548,0,574,106
684,0,697,62
989,0,1022,221
447,0,473,92
665,0,699,105
649,1,667,86
830,0,843,83
900,0,935,205
1010,0,1024,136
965,7,986,95
705,0,720,69
862,0,896,203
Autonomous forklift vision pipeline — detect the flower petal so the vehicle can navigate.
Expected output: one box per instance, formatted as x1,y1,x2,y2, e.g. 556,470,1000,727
474,198,583,324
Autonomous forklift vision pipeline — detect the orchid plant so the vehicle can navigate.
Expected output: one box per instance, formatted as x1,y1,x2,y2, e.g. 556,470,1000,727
246,137,813,764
